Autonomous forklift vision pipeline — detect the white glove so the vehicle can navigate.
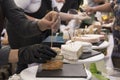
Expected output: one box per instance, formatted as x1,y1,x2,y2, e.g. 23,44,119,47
73,12,91,20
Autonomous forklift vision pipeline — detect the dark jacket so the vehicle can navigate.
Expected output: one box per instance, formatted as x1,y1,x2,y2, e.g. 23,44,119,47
0,0,10,65
0,0,41,65
3,0,44,49
60,0,79,13
6,0,79,49
6,0,52,49
0,0,4,48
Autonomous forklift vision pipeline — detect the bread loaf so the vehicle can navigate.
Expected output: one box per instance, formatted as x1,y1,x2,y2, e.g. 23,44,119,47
42,60,63,70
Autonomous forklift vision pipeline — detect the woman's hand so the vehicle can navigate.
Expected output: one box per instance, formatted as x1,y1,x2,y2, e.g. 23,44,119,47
37,11,60,32
85,7,96,15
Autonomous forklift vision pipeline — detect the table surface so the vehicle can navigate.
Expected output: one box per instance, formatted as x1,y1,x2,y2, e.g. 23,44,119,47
63,53,104,64
20,66,92,80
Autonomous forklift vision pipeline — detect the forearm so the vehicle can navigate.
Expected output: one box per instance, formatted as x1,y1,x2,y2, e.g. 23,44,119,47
9,49,18,63
93,3,112,12
0,46,10,65
3,0,42,38
25,15,38,21
59,12,74,21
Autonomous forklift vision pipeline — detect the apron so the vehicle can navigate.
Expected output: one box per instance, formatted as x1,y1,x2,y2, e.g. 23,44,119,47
26,0,52,19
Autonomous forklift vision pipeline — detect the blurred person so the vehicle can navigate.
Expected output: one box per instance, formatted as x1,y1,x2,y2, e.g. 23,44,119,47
86,0,120,69
55,0,79,13
0,0,59,73
12,0,80,48
6,0,90,73
87,0,105,7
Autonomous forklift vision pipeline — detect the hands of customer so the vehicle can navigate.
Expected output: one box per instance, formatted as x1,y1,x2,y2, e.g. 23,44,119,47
18,44,57,65
73,12,91,21
85,7,96,15
37,11,60,32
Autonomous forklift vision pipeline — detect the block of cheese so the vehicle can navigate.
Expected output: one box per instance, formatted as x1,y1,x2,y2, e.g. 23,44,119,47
61,43,83,60
72,36,100,43
84,34,105,40
75,41,92,52
66,41,92,52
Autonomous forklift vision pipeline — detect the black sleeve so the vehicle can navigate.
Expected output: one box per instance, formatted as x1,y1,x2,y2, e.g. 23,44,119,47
2,0,42,38
71,0,79,10
0,46,10,65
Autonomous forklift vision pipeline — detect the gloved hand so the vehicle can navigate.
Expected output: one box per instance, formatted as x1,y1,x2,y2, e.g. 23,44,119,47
18,44,57,65
85,7,96,15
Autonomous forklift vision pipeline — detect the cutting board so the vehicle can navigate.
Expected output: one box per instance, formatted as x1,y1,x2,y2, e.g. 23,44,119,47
36,64,87,78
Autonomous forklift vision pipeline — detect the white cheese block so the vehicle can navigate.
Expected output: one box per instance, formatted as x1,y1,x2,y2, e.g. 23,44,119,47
61,43,83,60
72,36,100,43
66,41,92,52
84,34,105,40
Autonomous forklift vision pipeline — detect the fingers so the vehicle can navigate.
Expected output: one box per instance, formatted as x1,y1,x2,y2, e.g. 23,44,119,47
51,11,59,23
35,58,47,63
44,11,59,21
38,19,53,31
85,7,95,15
44,47,57,57
43,49,57,57
40,54,51,60
51,16,61,32
39,11,60,31
35,45,57,57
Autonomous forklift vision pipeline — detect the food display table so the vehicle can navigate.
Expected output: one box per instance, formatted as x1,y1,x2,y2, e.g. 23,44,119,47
20,66,92,80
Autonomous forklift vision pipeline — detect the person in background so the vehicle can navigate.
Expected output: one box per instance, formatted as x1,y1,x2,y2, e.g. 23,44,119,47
87,0,105,7
6,0,90,73
12,0,85,49
0,0,58,73
55,0,79,13
86,0,120,69
55,0,80,25
80,0,106,28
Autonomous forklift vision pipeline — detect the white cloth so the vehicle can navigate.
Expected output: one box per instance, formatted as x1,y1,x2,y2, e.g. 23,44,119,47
14,0,42,13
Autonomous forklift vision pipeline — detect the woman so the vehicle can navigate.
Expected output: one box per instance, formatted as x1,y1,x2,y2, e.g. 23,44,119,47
7,0,90,73
0,0,59,74
6,0,89,49
86,0,120,69
87,0,105,7
55,0,79,13
0,0,58,64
